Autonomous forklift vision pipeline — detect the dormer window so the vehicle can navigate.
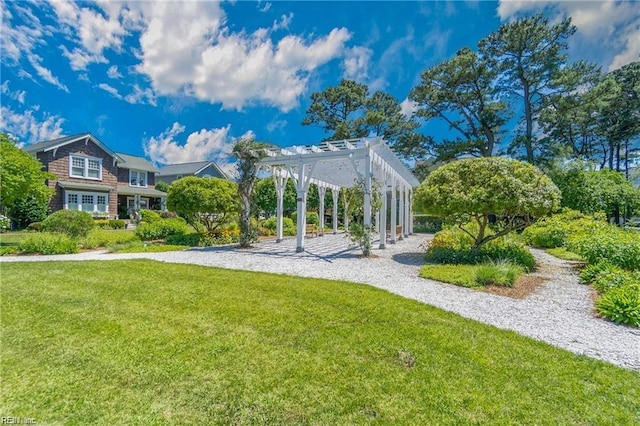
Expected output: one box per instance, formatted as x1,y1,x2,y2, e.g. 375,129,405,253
70,155,102,180
129,170,148,187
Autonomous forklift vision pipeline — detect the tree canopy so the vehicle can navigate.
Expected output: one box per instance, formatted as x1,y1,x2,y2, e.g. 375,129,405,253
414,157,560,250
166,176,238,233
0,133,55,217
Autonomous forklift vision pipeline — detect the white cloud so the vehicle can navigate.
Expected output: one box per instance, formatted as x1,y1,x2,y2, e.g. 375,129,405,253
144,122,247,176
266,119,287,132
400,98,418,117
342,46,373,82
259,2,272,13
0,105,65,144
27,55,70,92
496,0,640,71
124,84,157,106
1,81,26,104
107,65,123,79
272,13,293,31
98,83,123,99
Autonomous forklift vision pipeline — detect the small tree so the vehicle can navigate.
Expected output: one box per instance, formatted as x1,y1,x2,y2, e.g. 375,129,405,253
155,181,169,192
344,178,383,257
414,157,560,252
166,176,238,233
9,195,49,229
233,139,271,248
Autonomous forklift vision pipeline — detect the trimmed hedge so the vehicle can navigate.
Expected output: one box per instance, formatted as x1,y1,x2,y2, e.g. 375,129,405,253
41,210,94,238
135,218,190,241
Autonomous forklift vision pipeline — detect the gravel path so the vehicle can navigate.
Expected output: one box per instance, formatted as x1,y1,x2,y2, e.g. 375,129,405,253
2,233,639,371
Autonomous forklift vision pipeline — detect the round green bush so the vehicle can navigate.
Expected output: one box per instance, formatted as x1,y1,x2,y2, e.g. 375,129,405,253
596,284,640,327
41,210,94,238
135,218,191,241
261,217,296,236
290,211,319,225
139,209,162,223
108,219,126,229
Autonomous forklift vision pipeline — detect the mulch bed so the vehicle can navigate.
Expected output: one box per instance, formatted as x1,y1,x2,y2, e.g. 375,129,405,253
483,275,548,299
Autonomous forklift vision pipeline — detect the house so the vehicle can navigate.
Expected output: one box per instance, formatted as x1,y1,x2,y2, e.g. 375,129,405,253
24,133,167,219
156,160,229,185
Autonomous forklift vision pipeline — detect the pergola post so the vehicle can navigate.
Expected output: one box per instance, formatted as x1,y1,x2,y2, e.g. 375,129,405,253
318,185,326,236
273,172,287,243
379,170,387,249
390,174,397,244
408,190,414,234
398,184,405,240
331,188,339,234
404,187,410,238
294,160,306,252
363,152,372,229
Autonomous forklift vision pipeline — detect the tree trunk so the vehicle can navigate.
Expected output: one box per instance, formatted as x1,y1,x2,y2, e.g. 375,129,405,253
239,194,253,247
522,82,535,164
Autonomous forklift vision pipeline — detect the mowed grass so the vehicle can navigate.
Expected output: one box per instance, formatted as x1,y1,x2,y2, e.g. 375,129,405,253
546,247,585,261
2,261,639,424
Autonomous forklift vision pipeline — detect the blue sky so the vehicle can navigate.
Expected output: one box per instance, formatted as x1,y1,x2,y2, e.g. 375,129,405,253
2,0,639,174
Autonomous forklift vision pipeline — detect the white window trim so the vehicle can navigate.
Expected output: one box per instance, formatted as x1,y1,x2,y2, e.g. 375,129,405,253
129,170,148,188
64,190,109,214
69,154,102,181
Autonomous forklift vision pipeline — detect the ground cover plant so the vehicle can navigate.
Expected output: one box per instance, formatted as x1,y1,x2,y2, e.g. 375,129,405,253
2,260,639,424
419,262,524,288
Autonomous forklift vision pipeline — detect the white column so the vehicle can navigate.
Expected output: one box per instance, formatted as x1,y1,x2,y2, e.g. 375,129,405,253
332,188,339,234
409,190,414,234
404,187,410,238
295,161,306,253
398,184,404,241
379,172,387,249
274,173,287,243
318,185,326,236
390,175,397,244
363,154,372,228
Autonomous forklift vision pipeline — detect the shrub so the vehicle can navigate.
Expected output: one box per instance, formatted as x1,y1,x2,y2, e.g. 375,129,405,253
41,210,94,238
0,214,11,232
80,229,139,249
413,215,443,233
94,220,111,229
596,284,640,327
424,227,535,271
291,211,319,225
579,262,621,284
19,233,78,254
165,233,202,247
108,219,126,229
8,195,48,229
139,209,162,223
566,226,640,270
135,218,190,241
26,222,42,232
475,262,523,287
158,211,178,219
522,210,607,248
261,217,296,236
592,270,640,295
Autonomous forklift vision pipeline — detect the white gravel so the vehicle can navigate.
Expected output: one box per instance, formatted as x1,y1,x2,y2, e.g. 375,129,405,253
2,233,639,371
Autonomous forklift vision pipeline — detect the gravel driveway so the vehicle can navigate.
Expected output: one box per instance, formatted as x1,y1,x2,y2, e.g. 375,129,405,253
2,233,639,371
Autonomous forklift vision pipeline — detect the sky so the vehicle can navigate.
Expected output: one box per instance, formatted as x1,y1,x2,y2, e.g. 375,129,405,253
1,0,639,175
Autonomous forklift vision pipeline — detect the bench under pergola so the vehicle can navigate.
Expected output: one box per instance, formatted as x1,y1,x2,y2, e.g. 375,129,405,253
258,137,420,252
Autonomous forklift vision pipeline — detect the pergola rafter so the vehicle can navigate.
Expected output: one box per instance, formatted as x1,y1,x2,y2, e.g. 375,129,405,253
259,137,420,252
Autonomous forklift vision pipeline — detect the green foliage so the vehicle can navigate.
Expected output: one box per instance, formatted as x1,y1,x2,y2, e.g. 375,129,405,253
154,181,169,192
347,223,373,257
80,229,139,249
139,209,162,223
0,134,55,212
522,209,607,248
0,214,10,232
18,232,78,254
109,219,126,229
414,157,560,250
109,242,189,253
425,226,535,271
419,264,480,288
545,247,583,261
291,211,319,226
167,176,238,233
596,284,640,327
580,263,621,285
94,220,111,229
475,262,524,287
8,195,49,229
26,222,42,232
135,218,190,241
260,217,296,236
592,270,640,295
41,210,95,238
413,215,443,233
566,226,640,270
549,164,640,220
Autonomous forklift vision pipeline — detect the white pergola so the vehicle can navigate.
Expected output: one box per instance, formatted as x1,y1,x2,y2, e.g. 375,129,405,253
259,137,420,253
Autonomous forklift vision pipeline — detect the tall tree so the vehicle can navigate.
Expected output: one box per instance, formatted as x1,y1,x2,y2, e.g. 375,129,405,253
0,133,55,217
479,14,576,164
302,79,369,140
409,47,509,160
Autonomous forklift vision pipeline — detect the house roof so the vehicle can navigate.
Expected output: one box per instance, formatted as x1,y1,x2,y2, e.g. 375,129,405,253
58,181,115,192
24,133,124,162
157,161,228,179
116,185,167,197
115,152,159,173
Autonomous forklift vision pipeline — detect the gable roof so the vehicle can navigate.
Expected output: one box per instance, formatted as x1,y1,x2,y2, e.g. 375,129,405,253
23,133,124,162
157,161,228,179
115,152,159,173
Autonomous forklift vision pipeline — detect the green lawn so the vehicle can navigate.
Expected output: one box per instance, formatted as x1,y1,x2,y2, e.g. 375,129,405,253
545,247,585,261
0,231,28,247
2,261,639,424
419,264,481,287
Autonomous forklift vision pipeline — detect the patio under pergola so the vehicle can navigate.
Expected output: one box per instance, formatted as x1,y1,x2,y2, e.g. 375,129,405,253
258,137,421,252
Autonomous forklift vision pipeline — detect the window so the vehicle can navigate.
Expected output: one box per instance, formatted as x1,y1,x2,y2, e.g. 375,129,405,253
129,170,148,187
65,191,108,214
69,155,102,180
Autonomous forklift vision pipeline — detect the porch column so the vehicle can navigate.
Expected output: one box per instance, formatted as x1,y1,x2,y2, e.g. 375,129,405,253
135,194,141,211
343,190,349,232
161,197,167,211
409,190,414,234
318,185,326,236
398,184,404,241
331,188,339,234
274,172,287,243
379,171,388,249
404,187,410,238
390,175,397,244
295,161,307,252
